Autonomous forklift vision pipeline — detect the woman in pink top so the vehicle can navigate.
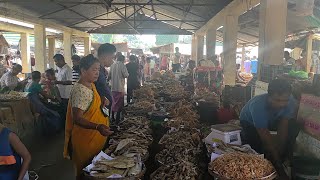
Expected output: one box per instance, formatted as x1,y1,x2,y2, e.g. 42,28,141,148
160,55,168,70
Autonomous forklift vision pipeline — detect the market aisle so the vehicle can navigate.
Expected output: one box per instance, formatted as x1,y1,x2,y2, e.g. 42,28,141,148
26,132,75,180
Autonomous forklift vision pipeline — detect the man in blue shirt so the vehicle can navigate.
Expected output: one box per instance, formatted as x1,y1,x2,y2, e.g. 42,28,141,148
94,43,116,113
240,79,296,179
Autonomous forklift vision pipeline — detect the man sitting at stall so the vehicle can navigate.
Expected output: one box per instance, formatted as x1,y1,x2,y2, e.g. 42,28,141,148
0,64,25,92
240,79,296,179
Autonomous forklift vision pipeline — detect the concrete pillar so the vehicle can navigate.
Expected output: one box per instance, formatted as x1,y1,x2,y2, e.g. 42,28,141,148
259,0,288,65
191,34,197,62
84,36,91,55
306,35,313,73
34,24,46,72
48,37,56,68
196,35,204,61
206,27,217,60
20,33,31,74
241,45,246,71
223,15,238,85
63,31,72,66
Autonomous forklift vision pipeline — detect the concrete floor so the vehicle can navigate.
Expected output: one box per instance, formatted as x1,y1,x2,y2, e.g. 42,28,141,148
26,132,75,180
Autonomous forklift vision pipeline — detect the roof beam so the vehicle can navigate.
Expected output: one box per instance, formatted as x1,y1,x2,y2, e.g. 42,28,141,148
68,6,127,27
44,18,205,22
179,0,194,29
196,0,260,35
0,1,216,6
39,0,91,18
155,0,206,20
0,21,34,34
142,6,200,28
0,6,90,37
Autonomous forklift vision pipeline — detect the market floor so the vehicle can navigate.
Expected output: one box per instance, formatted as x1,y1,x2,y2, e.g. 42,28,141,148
26,132,75,180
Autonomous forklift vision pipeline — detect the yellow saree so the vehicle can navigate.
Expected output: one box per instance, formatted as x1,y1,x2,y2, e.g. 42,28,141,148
63,84,109,175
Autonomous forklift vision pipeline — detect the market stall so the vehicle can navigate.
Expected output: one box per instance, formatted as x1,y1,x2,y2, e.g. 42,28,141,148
0,91,35,140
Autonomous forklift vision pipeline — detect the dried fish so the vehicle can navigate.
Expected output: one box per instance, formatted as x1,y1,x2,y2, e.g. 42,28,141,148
208,153,275,180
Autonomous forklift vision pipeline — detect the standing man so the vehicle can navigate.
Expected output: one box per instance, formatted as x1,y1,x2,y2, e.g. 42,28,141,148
109,55,129,124
71,55,81,84
172,47,181,72
95,43,116,113
126,55,139,104
240,79,296,179
53,54,73,109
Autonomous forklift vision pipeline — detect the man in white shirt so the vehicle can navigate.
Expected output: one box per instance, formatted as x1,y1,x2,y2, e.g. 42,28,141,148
0,64,22,91
53,54,73,108
109,54,129,124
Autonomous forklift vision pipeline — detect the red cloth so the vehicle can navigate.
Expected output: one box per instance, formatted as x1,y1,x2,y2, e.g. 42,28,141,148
217,108,235,124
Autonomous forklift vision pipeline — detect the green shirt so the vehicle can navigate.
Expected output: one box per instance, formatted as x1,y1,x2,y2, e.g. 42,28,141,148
25,82,42,94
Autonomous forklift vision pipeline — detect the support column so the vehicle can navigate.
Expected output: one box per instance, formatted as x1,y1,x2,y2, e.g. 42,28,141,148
223,15,238,85
34,25,46,72
306,35,313,73
259,0,288,65
20,33,31,74
48,37,56,68
196,35,204,61
206,27,216,60
63,31,72,66
84,36,91,55
191,34,197,62
241,45,245,71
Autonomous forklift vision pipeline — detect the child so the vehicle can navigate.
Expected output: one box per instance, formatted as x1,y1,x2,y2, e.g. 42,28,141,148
0,123,31,180
25,71,57,101
42,69,62,102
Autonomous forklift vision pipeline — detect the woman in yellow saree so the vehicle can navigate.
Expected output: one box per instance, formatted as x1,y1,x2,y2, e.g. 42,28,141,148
63,54,113,179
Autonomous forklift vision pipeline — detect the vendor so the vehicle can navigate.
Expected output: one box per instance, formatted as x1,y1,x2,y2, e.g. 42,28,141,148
236,64,246,84
240,79,296,179
0,64,25,92
64,54,113,179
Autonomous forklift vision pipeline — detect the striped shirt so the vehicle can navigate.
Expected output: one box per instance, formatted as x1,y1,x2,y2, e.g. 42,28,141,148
72,66,80,84
109,61,129,92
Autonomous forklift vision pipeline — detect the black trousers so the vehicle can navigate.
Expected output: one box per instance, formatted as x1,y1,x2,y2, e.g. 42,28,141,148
172,63,180,72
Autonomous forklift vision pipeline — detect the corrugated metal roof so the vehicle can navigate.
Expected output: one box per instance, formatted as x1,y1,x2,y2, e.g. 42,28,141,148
2,0,232,34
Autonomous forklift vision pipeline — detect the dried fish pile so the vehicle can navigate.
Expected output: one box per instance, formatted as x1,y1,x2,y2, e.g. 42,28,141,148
126,100,154,113
105,116,153,161
133,86,155,101
166,100,199,129
152,130,201,179
0,91,28,101
150,160,198,180
88,154,144,178
209,153,275,180
194,87,220,105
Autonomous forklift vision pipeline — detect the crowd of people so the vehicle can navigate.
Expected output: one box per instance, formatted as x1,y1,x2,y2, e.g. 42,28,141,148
0,43,195,179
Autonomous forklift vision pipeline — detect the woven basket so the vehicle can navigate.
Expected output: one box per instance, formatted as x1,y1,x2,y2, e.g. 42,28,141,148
208,168,277,180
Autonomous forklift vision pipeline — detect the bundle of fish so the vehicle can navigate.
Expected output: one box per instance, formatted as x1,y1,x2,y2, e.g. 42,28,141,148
133,86,155,101
157,130,201,164
150,160,198,180
169,100,197,118
88,154,144,178
105,117,153,162
125,101,154,114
